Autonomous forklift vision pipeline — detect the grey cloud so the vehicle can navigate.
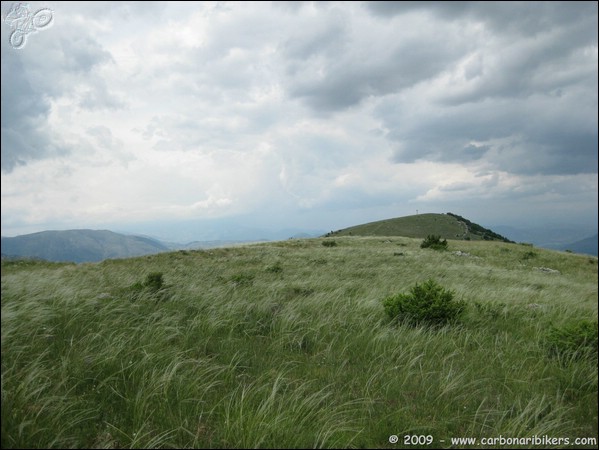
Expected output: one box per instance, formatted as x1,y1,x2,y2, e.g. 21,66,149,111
499,131,598,175
58,35,113,74
366,1,472,18
86,126,123,150
140,114,227,152
391,129,597,176
384,91,597,176
441,18,597,105
14,21,115,100
281,16,346,61
366,1,597,37
1,45,66,172
287,33,462,112
306,2,597,114
79,81,125,111
1,11,119,172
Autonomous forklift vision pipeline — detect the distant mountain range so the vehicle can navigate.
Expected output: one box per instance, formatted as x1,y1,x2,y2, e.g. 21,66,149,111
1,230,168,263
559,234,598,256
492,226,597,256
2,214,596,263
0,229,324,263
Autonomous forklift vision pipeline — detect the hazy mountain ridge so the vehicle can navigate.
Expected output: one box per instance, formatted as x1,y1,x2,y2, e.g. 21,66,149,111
559,234,598,256
0,228,327,263
3,214,596,263
492,226,598,256
1,230,169,263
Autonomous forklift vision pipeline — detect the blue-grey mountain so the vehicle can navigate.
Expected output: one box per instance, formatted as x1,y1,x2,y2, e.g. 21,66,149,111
1,230,168,263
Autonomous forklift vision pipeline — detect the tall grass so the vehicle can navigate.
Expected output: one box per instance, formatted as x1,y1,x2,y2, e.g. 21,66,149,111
2,237,597,448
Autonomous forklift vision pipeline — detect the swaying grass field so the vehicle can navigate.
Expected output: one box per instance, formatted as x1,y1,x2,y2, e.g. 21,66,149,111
2,237,597,448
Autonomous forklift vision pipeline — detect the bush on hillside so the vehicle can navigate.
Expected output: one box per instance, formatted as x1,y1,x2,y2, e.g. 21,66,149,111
123,272,168,301
383,279,466,327
420,235,448,250
144,272,164,292
322,240,338,247
547,319,598,362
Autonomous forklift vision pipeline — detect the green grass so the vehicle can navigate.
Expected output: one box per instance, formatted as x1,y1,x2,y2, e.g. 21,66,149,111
2,237,597,448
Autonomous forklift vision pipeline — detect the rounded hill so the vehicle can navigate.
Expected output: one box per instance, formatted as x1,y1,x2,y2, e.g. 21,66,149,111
325,213,513,242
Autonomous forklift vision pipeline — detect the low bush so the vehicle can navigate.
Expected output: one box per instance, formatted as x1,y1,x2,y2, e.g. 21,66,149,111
265,263,283,274
420,235,447,250
383,279,465,327
144,272,164,292
547,319,598,362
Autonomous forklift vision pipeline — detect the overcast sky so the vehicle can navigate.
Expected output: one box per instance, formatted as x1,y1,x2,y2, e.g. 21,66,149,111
1,1,597,241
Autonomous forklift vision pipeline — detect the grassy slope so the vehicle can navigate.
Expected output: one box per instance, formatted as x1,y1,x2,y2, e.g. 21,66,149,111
2,237,597,448
327,213,475,240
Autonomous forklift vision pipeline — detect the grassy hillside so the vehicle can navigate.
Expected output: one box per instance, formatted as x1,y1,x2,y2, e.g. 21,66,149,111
325,213,512,242
2,237,597,448
1,229,168,263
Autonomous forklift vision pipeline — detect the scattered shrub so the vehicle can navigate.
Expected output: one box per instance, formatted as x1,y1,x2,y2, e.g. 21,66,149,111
547,319,598,362
522,250,537,260
284,286,315,299
420,235,448,250
121,272,167,301
383,279,465,327
265,263,283,274
144,272,164,292
322,240,338,247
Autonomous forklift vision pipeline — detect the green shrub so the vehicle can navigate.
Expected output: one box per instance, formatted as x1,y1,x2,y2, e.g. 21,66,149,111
322,240,338,247
265,263,283,274
144,272,164,292
547,319,598,362
383,279,465,327
420,235,447,250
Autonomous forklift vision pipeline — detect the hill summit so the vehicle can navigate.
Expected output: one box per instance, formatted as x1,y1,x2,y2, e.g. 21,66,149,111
325,212,513,242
